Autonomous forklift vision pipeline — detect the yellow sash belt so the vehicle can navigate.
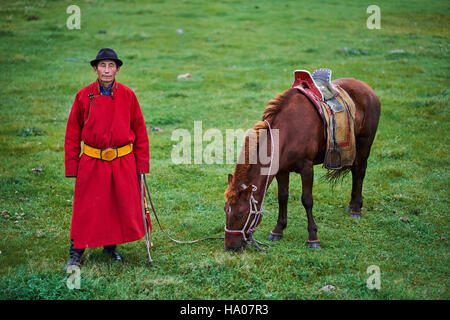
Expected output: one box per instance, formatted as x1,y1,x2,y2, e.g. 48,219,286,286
83,144,132,161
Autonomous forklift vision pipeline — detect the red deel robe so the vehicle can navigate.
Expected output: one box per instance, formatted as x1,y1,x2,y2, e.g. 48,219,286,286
65,81,150,249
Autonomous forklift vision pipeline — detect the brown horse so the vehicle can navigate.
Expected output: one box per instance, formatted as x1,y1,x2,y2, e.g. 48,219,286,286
224,78,380,251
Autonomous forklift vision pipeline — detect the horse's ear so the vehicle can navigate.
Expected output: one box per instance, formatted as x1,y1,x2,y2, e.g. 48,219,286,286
227,174,233,186
241,183,253,200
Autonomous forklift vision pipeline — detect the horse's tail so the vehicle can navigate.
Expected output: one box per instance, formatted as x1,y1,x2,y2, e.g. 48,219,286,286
322,166,352,188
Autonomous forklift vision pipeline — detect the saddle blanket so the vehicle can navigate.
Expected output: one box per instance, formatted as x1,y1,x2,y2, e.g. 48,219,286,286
318,85,356,168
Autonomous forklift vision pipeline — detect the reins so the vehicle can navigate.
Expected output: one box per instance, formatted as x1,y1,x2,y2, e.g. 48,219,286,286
142,174,224,246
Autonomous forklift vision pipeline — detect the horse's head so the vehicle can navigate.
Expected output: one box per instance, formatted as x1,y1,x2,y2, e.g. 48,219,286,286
224,174,262,251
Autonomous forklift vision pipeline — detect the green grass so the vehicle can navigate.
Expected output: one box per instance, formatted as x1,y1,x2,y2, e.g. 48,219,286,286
0,0,449,300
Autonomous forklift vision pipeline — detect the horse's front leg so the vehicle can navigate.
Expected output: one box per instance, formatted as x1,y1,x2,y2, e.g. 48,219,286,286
300,161,320,248
268,170,289,241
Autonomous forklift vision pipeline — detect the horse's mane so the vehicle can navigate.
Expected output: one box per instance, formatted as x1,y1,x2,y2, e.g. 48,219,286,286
224,88,293,203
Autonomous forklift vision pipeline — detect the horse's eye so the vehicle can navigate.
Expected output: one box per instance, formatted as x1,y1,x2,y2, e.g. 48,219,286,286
237,215,243,220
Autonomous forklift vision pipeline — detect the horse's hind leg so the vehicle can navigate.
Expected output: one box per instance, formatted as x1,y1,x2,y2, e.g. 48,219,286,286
348,136,374,218
300,160,320,248
268,170,289,241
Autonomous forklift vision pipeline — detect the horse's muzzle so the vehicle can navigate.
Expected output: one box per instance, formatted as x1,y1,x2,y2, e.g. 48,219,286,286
224,234,247,251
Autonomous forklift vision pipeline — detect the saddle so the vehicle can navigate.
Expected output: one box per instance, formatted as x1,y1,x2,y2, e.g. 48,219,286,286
292,69,356,170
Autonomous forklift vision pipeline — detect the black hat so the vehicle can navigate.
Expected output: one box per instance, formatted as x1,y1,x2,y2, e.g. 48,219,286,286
90,48,123,67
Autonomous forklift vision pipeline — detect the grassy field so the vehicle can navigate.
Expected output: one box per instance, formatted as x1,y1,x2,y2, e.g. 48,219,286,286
0,0,449,300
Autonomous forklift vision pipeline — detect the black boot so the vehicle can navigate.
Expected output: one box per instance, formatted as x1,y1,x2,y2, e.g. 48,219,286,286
63,240,85,270
103,244,123,262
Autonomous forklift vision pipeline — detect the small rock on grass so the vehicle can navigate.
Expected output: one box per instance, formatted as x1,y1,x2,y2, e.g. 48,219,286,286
390,49,405,54
320,285,336,292
177,73,192,80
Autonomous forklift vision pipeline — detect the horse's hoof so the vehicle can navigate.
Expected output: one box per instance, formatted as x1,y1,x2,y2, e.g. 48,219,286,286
350,212,362,219
268,233,282,241
346,206,352,213
307,241,320,249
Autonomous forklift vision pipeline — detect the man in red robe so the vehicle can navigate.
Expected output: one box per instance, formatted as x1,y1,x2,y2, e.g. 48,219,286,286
64,48,150,269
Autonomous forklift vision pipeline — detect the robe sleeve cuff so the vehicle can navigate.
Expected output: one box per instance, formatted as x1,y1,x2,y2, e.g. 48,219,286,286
65,160,79,177
137,161,149,174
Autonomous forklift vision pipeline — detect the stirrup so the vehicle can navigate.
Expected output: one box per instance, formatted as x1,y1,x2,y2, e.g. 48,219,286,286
324,147,342,170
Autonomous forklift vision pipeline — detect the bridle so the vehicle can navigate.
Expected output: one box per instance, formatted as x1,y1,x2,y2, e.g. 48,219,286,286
224,185,266,241
224,185,270,250
224,120,275,250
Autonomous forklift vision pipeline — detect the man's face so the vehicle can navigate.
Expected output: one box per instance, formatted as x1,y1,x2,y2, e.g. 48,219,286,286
94,60,119,85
